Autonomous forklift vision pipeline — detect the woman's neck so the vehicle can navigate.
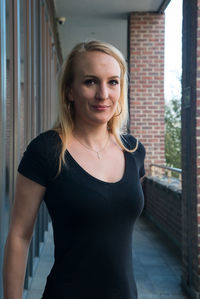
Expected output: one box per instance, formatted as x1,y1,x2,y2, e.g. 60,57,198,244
72,123,110,149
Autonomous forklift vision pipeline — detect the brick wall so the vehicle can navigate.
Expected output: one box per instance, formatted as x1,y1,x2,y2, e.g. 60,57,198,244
143,177,182,250
129,13,166,173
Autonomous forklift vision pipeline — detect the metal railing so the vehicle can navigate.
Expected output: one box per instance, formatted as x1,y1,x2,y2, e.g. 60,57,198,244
149,164,182,190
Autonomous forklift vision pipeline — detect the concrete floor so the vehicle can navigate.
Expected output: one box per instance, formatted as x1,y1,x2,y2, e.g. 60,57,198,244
133,217,188,299
25,216,189,299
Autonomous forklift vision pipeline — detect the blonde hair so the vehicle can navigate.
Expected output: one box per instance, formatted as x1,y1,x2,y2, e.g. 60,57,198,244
52,40,138,176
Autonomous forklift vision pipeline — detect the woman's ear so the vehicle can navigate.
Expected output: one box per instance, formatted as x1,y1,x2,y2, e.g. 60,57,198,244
68,88,74,102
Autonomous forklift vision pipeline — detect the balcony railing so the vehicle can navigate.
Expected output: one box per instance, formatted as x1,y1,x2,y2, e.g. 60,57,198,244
149,164,182,190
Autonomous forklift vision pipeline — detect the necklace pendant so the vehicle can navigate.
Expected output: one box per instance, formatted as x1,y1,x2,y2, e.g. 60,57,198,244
97,152,101,159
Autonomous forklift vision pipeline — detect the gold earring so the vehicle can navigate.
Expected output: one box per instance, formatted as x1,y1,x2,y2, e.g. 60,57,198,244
114,102,122,117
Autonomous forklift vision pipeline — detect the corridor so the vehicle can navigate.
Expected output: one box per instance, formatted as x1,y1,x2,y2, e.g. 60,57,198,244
25,215,188,299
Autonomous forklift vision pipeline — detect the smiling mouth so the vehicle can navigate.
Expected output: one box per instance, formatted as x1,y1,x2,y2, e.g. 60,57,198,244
92,105,110,110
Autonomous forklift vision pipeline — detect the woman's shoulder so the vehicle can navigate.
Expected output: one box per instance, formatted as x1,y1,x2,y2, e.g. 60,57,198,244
26,129,59,145
31,129,61,149
24,129,62,162
40,129,62,157
121,133,145,154
39,129,61,143
18,130,61,186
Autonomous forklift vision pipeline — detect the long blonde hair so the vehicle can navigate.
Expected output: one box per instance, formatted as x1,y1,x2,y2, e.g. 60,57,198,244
52,40,138,176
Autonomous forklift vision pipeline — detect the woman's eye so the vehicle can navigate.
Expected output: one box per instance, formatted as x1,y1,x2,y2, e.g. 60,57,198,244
109,80,119,85
84,79,96,86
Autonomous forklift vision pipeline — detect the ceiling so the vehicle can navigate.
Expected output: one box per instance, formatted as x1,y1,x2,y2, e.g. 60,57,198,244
54,0,171,59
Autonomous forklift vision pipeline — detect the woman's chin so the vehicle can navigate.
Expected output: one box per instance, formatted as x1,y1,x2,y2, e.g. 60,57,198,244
92,115,113,125
75,112,114,128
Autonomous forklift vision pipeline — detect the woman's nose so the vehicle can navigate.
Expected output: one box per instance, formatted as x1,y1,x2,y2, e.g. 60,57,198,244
95,83,109,100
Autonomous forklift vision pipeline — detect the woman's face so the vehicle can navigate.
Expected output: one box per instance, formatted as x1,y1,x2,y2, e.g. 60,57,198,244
68,51,121,128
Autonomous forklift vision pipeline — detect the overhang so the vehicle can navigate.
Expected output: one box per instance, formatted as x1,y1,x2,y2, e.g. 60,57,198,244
54,0,171,59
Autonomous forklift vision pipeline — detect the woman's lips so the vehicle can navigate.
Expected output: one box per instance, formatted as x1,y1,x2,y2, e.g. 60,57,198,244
92,105,110,111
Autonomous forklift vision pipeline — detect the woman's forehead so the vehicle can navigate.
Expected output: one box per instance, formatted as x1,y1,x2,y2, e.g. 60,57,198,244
73,51,121,76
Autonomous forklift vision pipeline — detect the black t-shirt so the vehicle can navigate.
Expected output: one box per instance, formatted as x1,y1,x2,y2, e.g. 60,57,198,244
18,130,146,299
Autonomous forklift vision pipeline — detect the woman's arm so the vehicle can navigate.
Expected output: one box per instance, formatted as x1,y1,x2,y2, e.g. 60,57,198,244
3,173,46,299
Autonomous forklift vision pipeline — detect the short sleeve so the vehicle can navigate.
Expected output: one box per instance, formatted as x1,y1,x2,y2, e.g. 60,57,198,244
121,134,146,178
18,133,49,186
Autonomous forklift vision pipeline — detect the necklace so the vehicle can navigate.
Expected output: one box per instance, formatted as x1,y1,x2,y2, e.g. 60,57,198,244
73,133,110,160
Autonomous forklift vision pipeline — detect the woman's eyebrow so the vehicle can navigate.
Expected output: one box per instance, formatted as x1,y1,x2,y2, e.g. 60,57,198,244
83,75,120,79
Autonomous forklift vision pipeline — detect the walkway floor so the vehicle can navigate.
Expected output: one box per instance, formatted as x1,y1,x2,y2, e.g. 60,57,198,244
25,215,189,299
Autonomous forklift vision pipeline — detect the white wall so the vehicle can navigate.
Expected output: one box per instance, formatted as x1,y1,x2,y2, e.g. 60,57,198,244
57,16,128,61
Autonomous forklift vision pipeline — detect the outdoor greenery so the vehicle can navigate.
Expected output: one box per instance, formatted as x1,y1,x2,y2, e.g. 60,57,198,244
165,97,181,169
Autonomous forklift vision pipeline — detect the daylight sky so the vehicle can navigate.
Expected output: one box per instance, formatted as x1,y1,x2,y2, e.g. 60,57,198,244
165,0,183,102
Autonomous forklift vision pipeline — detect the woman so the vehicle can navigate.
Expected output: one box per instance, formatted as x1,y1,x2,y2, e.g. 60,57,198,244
3,40,145,299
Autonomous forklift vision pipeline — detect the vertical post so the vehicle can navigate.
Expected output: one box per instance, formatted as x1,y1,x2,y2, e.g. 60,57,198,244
182,0,200,297
31,0,36,138
24,0,32,144
23,0,32,289
0,0,7,297
12,0,21,188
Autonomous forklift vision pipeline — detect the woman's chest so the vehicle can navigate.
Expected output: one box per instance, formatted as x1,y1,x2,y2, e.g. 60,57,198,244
45,154,144,227
65,145,125,184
